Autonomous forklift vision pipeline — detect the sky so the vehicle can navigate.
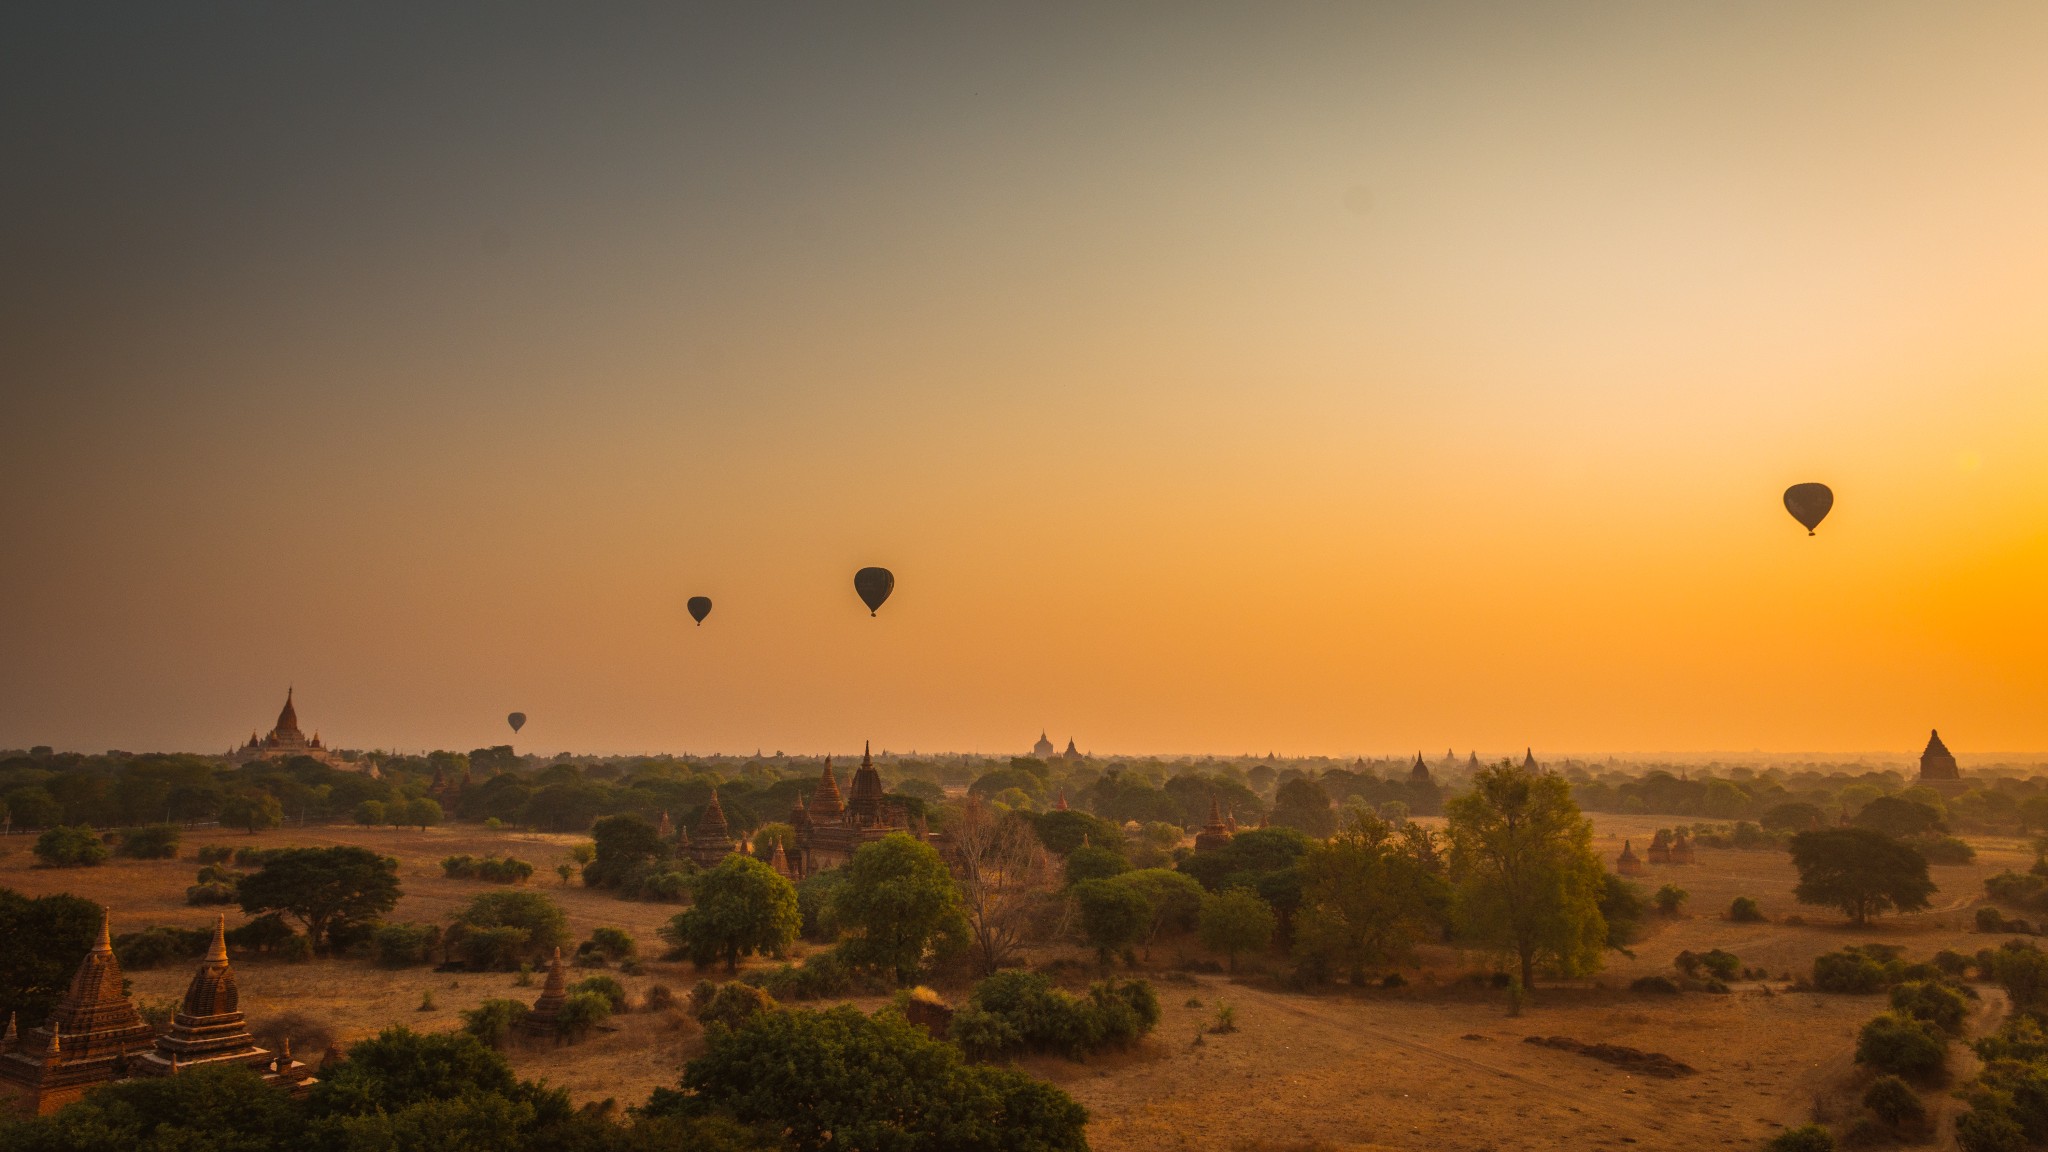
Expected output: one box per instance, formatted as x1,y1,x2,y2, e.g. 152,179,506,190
3,3,2047,758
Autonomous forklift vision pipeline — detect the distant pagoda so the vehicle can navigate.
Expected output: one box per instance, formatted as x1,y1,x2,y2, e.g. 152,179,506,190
521,949,570,1040
229,688,345,769
1919,729,1963,786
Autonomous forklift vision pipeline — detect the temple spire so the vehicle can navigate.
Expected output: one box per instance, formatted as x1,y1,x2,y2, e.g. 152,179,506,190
206,913,228,962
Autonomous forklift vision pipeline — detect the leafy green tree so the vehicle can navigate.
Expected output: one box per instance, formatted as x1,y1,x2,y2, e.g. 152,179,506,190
670,1004,1088,1152
583,813,669,889
833,833,968,985
446,890,571,969
1027,809,1123,857
1062,842,1129,885
1856,795,1945,838
1198,888,1276,972
219,793,284,834
33,826,109,867
236,846,401,951
662,855,799,972
750,822,798,862
1291,811,1448,984
1444,760,1608,990
1789,827,1935,925
116,825,181,859
1114,868,1205,952
351,800,386,825
0,890,102,1028
1072,879,1151,966
0,1063,303,1152
1270,777,1337,838
397,797,442,830
1599,874,1648,951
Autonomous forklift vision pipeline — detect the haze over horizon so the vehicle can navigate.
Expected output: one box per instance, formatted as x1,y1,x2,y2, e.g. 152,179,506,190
5,4,2047,757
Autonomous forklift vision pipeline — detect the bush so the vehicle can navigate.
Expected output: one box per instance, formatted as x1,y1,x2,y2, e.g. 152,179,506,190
1678,949,1741,981
1629,975,1680,994
795,869,847,942
645,984,676,1012
460,998,530,1049
576,926,637,965
117,825,182,859
445,890,570,970
113,926,211,970
556,989,612,1037
441,854,535,884
1979,906,2035,935
1764,1125,1835,1152
1956,1106,2026,1152
692,981,778,1030
186,881,238,906
34,825,109,867
196,864,237,885
1653,884,1687,915
951,970,1159,1060
225,912,299,954
1862,1074,1927,1133
1063,843,1130,885
1813,947,1893,994
1729,896,1764,922
373,922,441,967
571,974,628,1012
1914,835,1976,865
1891,980,1969,1035
743,949,876,1001
1935,950,1973,978
195,845,234,865
1856,1013,1949,1082
232,846,279,868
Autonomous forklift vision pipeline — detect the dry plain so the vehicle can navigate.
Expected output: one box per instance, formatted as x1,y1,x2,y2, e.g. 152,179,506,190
0,813,2027,1151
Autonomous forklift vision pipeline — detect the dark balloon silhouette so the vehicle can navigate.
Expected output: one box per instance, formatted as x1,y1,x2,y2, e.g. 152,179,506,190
1783,483,1834,535
507,712,526,733
853,567,894,616
687,596,712,625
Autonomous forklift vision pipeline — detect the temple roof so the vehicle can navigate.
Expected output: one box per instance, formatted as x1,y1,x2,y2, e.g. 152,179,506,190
1523,748,1539,769
275,689,300,737
695,792,731,841
179,915,238,1018
1925,729,1952,758
809,759,845,820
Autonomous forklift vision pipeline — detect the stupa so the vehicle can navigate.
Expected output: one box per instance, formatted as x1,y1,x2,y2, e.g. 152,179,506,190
0,915,157,1114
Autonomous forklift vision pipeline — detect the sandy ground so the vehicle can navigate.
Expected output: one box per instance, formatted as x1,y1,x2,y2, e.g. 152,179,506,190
0,813,2028,1150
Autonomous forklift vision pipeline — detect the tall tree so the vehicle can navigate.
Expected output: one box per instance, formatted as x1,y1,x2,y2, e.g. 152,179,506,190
1789,828,1935,925
833,833,967,985
1445,761,1608,990
950,798,1056,974
0,889,103,1028
664,854,799,972
1072,879,1151,967
1292,811,1449,984
236,846,401,951
1198,888,1276,972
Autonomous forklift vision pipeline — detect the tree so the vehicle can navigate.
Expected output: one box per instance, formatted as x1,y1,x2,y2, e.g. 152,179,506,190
33,825,109,867
1856,796,1945,839
1027,809,1123,857
663,854,799,972
1198,889,1275,972
950,798,1056,974
1789,828,1935,925
1270,777,1337,838
220,793,284,834
0,1062,302,1152
446,890,571,969
0,889,103,1028
671,1004,1089,1152
1291,811,1448,984
833,833,968,985
1653,884,1689,916
1062,842,1129,885
1114,868,1205,954
116,825,181,859
397,797,442,830
1072,879,1151,967
583,813,668,889
237,846,401,951
1444,761,1608,990
750,822,798,863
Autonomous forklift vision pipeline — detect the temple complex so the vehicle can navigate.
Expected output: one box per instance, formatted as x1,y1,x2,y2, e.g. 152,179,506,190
0,912,314,1115
229,688,345,768
786,743,930,876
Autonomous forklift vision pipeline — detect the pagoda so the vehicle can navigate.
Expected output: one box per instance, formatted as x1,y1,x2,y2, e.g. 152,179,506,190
1409,752,1432,785
789,743,931,875
1918,729,1965,795
133,914,313,1091
1669,828,1696,865
520,949,570,1040
1616,841,1646,877
1194,796,1235,853
0,914,157,1115
1032,732,1056,758
684,792,738,868
229,688,344,768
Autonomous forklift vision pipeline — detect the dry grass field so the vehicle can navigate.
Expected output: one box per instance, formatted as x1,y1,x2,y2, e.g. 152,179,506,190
0,812,2029,1151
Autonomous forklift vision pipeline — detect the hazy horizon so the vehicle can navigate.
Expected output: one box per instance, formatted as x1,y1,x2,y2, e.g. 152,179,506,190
6,4,2046,756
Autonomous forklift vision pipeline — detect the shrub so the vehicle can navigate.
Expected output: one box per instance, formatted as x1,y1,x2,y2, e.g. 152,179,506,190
1855,1013,1949,1082
117,825,181,859
743,949,875,1001
1630,975,1680,994
1063,843,1130,885
1914,835,1976,865
1979,906,2035,935
232,846,279,867
225,912,298,954
1764,1125,1835,1152
571,974,628,1012
577,926,637,965
186,881,238,906
275,934,314,963
441,854,535,884
1890,980,1969,1035
1935,950,1973,978
460,998,530,1049
1653,884,1687,915
951,970,1159,1059
645,984,676,1012
195,845,233,865
1862,1074,1927,1133
1955,1106,2026,1152
692,981,778,1030
557,990,612,1037
1697,949,1741,980
1813,948,1892,994
34,826,109,868
196,864,237,885
1729,896,1764,922
113,926,211,970
373,922,441,967
445,890,570,969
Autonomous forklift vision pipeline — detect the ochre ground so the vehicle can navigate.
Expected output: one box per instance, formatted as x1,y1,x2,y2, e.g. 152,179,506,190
0,814,2026,1151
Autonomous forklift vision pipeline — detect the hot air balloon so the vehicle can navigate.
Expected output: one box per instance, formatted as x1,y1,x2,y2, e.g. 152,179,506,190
1783,483,1834,535
687,596,712,625
853,567,894,616
507,712,526,734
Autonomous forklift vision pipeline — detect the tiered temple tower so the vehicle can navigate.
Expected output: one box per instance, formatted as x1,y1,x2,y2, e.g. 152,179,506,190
1194,796,1235,853
684,793,737,868
1616,841,1646,876
229,688,344,768
789,743,929,875
133,915,312,1090
0,915,158,1115
1409,752,1432,785
521,949,570,1040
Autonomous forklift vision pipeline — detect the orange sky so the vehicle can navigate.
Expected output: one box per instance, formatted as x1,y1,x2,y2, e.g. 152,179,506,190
3,4,2046,756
